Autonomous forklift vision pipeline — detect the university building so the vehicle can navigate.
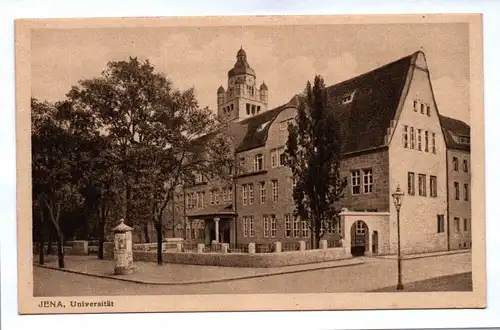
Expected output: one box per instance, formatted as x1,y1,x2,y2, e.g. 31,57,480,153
151,48,471,256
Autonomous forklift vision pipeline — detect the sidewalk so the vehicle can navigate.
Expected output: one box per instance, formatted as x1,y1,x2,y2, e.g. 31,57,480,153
368,248,471,260
34,255,364,285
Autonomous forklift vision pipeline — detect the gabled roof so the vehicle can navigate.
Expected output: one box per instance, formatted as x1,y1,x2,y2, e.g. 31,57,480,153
439,115,471,151
325,52,416,154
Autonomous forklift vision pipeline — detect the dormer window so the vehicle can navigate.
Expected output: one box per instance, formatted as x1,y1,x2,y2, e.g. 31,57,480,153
342,92,355,105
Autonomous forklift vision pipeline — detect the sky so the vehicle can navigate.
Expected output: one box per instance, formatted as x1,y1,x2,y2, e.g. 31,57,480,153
31,23,470,124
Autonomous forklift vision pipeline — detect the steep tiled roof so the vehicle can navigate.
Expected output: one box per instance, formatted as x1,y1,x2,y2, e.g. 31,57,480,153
439,115,471,151
235,103,289,152
325,53,416,154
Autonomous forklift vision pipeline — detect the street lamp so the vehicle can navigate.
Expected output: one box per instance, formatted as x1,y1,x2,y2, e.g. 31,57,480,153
392,184,405,291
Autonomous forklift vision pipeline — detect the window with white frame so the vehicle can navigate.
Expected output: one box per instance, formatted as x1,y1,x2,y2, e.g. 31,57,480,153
272,180,279,202
432,133,436,153
242,185,248,205
425,131,429,152
418,174,426,197
248,184,254,205
302,221,309,237
403,125,409,148
271,149,278,168
454,217,460,232
214,189,220,204
351,170,361,195
249,216,254,237
260,182,266,203
417,129,422,151
254,154,264,171
279,147,286,166
263,215,269,237
453,157,459,171
293,217,300,237
222,188,227,203
363,169,373,193
430,176,437,197
243,217,248,237
270,215,277,237
410,127,415,149
454,181,460,200
228,187,233,202
285,214,292,237
408,172,415,196
355,221,365,235
239,157,247,173
195,172,203,184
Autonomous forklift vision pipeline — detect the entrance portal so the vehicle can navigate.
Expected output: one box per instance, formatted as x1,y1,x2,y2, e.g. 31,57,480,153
350,220,369,256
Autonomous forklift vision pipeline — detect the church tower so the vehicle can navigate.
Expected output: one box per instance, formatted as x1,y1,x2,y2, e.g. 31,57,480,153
217,47,269,122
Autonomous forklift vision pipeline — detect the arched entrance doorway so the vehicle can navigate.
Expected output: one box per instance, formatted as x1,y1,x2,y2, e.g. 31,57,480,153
350,220,369,256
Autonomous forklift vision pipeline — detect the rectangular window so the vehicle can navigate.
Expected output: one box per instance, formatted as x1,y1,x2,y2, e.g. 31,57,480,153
430,176,437,197
239,157,246,173
214,189,220,204
285,214,292,238
425,131,429,152
463,218,469,232
453,157,459,171
279,147,286,166
410,127,415,149
464,183,469,201
242,185,248,205
248,184,254,205
454,217,460,232
418,174,427,197
270,215,277,237
246,103,250,115
263,215,269,238
243,217,248,237
454,182,460,200
417,129,422,151
351,170,361,195
271,149,278,168
432,133,436,154
403,125,409,148
463,159,469,173
426,104,431,116
408,172,415,196
249,216,254,237
293,217,300,238
222,188,227,203
363,169,373,193
254,154,264,171
260,182,266,203
302,221,309,238
413,100,418,112
420,103,425,114
437,214,445,233
272,180,279,202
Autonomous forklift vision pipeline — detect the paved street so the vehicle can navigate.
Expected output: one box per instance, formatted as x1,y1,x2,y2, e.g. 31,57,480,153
34,252,472,296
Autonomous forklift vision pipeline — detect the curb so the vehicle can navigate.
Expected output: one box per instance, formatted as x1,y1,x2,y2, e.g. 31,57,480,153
34,259,364,286
369,249,471,261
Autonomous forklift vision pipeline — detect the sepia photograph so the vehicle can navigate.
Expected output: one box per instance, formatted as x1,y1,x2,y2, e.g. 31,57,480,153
15,14,486,314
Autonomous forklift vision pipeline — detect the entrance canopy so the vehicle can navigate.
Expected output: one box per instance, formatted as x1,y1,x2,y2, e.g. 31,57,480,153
186,203,236,220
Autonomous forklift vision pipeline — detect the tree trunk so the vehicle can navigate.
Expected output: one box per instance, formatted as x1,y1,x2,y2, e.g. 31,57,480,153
155,221,163,265
57,235,65,268
38,206,45,265
47,228,54,255
144,223,151,243
98,203,106,260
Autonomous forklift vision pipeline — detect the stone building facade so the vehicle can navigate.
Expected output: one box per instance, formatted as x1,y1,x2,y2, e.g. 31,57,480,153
155,48,470,256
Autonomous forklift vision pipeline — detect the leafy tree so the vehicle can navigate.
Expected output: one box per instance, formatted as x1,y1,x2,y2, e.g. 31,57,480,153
67,57,235,264
31,98,84,268
285,76,347,249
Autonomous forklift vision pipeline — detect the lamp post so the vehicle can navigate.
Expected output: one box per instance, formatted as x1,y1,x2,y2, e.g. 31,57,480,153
392,184,405,291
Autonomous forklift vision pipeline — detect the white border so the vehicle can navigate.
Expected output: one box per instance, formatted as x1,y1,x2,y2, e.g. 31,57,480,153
2,1,499,329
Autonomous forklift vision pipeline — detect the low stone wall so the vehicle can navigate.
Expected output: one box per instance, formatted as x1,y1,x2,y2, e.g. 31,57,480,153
130,247,350,268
